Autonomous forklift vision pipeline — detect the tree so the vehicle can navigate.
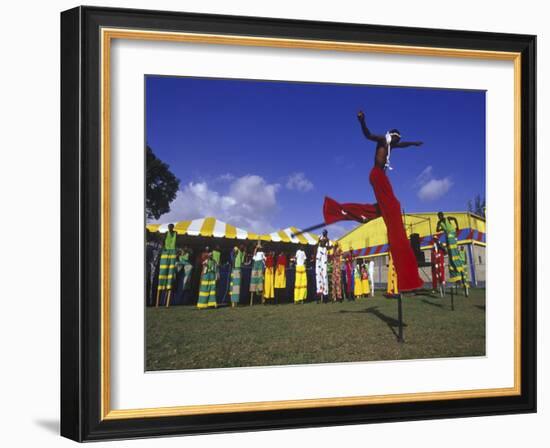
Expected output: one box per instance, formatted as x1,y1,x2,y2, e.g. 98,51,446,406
467,194,486,218
146,145,180,220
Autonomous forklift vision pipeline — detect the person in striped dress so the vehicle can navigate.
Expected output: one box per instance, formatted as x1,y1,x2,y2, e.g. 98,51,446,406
197,249,217,309
229,245,244,307
437,212,465,285
156,224,178,307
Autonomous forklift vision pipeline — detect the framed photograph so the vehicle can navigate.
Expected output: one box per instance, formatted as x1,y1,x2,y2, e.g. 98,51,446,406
60,6,536,441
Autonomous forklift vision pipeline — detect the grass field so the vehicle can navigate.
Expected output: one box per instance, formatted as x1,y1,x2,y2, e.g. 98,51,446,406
146,288,485,371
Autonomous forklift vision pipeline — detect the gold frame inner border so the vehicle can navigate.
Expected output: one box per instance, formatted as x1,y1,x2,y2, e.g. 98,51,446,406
100,27,522,421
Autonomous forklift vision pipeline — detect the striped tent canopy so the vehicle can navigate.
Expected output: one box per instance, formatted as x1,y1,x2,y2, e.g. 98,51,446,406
146,217,321,246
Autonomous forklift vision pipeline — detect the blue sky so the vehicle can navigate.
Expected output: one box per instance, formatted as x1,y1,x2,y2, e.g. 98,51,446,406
146,76,486,238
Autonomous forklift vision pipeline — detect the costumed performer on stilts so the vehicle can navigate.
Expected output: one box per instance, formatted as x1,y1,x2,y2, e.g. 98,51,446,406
431,234,446,294
436,212,466,286
156,223,178,307
368,258,375,297
293,245,308,304
330,242,343,302
322,110,424,293
315,229,330,303
229,245,244,307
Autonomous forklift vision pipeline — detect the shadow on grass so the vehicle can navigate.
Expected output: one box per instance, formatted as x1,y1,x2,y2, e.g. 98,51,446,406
421,299,444,309
474,305,486,311
339,306,406,341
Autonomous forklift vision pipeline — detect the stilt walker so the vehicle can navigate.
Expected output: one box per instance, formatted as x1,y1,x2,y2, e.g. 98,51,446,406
229,245,244,307
321,110,424,292
156,223,177,307
344,250,354,300
264,251,275,303
386,254,399,296
293,246,308,303
368,258,375,297
330,242,343,302
197,251,217,309
361,261,371,297
431,235,446,297
315,230,330,302
249,242,265,305
274,252,287,304
437,212,466,293
353,261,364,298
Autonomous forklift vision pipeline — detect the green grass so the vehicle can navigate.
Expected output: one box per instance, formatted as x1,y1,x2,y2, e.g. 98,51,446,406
146,288,485,371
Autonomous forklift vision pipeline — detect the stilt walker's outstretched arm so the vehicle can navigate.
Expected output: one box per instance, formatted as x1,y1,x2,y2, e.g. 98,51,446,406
357,111,385,143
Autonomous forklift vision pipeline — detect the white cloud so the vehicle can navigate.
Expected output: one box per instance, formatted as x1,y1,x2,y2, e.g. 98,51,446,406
415,165,453,201
286,172,314,192
152,175,280,233
415,165,433,186
417,178,453,201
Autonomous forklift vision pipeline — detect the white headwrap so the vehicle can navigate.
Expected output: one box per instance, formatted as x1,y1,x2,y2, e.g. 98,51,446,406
384,131,401,170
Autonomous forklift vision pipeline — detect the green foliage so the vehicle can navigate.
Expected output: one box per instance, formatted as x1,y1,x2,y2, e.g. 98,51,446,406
468,194,486,218
146,145,180,220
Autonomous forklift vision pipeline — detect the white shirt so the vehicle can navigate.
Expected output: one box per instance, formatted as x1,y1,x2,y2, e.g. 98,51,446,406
295,250,307,267
253,251,266,262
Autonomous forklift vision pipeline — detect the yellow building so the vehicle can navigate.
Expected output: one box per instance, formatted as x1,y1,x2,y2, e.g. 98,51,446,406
337,212,486,286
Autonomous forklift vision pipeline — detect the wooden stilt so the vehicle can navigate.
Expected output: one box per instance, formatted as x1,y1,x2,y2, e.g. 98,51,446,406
450,286,455,311
397,293,404,343
155,289,161,307
165,290,172,307
250,292,253,306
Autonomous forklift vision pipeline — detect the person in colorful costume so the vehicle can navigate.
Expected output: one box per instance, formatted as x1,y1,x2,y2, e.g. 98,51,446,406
293,246,308,303
156,223,178,307
330,242,343,302
264,251,275,302
274,252,287,300
361,261,371,297
353,261,364,298
386,253,399,296
229,245,244,307
249,242,266,305
436,212,465,284
197,249,217,309
322,111,424,292
175,247,193,304
430,234,446,293
315,229,330,302
368,259,375,297
344,250,354,300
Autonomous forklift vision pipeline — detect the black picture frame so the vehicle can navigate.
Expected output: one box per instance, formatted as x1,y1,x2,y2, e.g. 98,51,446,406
61,5,536,442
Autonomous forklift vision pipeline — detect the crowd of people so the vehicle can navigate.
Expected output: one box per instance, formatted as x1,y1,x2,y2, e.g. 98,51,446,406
147,209,471,309
148,225,383,309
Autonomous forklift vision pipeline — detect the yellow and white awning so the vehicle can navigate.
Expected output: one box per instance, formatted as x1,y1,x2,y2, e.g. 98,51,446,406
146,218,320,245
265,227,319,246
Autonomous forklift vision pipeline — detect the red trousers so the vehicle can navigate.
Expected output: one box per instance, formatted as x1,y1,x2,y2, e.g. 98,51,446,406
324,166,423,292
